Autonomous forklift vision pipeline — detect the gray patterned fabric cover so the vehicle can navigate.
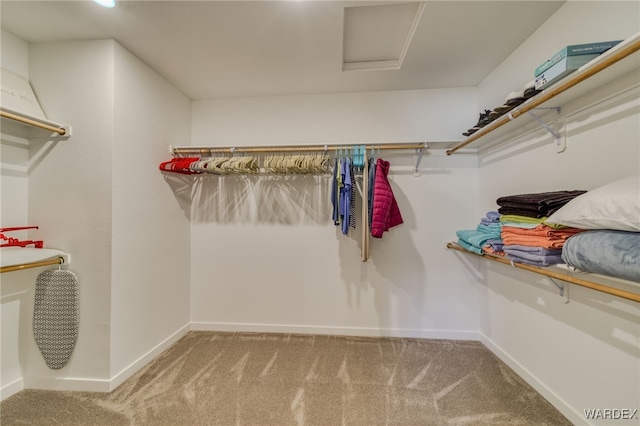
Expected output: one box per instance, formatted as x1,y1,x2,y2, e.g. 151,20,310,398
33,269,79,369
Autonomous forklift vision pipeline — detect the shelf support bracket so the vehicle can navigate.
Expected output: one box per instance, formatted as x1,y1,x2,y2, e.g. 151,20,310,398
526,107,564,153
547,276,570,303
413,143,428,177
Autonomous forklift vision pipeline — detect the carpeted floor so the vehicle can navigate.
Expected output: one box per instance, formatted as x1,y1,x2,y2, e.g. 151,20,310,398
0,331,571,425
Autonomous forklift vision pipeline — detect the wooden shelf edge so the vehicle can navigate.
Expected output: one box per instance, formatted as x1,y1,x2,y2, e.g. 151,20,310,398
446,242,640,303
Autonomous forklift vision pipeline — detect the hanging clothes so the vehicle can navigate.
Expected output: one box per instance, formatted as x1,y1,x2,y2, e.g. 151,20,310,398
371,158,403,238
367,157,377,232
331,159,340,225
349,159,356,230
340,157,353,235
361,150,370,262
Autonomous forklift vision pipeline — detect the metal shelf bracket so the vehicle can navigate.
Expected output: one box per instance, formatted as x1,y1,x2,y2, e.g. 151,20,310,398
547,276,570,303
413,143,428,177
526,107,564,153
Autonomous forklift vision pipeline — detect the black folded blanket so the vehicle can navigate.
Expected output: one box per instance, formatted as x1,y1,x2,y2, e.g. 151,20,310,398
497,190,587,218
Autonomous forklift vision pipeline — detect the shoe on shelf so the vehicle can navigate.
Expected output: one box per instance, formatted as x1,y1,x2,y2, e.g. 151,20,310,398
493,104,515,114
493,89,525,115
523,80,541,99
479,109,493,126
462,109,493,137
473,110,491,127
505,90,526,106
487,110,501,120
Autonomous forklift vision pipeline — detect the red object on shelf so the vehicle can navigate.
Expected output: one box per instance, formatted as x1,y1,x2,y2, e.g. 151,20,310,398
0,226,44,248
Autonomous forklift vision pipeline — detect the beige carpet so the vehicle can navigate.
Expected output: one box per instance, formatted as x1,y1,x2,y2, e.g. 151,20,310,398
1,331,571,425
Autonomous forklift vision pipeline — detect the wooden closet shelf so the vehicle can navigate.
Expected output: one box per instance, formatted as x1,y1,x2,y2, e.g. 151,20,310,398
447,32,640,155
446,242,640,303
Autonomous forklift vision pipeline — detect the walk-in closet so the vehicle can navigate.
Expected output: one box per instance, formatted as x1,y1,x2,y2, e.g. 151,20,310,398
1,1,638,425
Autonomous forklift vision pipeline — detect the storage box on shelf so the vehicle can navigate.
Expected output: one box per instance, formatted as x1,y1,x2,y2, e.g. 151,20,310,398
534,40,623,76
534,53,600,90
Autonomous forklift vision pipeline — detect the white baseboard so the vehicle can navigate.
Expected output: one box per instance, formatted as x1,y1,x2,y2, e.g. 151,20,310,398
24,376,111,393
108,323,191,391
19,323,191,395
1,377,24,401
190,321,479,341
478,333,585,426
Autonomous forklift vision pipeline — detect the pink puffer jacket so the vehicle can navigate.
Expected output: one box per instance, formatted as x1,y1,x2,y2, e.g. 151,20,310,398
371,158,403,238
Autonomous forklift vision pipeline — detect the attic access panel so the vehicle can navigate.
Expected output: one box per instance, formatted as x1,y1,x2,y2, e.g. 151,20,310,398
342,2,425,71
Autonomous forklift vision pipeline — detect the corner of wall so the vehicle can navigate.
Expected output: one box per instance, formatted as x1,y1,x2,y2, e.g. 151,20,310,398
1,28,29,78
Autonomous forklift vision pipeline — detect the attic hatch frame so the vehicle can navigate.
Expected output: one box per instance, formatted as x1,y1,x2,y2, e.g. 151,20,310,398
342,2,426,72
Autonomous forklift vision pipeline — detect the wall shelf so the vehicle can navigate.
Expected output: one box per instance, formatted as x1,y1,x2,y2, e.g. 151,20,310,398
0,107,71,138
0,247,70,273
1,108,72,176
446,242,640,303
447,32,640,155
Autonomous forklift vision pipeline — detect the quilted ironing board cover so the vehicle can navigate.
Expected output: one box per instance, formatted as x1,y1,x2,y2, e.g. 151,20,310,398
33,269,79,369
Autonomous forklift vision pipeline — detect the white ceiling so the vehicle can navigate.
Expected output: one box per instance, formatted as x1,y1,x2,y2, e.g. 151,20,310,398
1,0,565,100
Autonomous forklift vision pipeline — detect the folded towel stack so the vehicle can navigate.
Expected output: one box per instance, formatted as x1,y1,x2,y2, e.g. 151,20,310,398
456,211,503,255
503,245,564,267
497,190,586,266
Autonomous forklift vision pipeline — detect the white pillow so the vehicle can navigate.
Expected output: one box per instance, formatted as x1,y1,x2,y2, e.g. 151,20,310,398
546,176,640,232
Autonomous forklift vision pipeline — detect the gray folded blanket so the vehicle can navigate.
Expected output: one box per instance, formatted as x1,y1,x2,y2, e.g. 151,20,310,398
562,230,640,283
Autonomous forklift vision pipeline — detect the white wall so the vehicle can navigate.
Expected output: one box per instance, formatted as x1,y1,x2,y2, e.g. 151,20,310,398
110,42,191,385
0,29,29,78
26,40,116,390
475,2,640,425
189,89,483,339
1,29,32,399
2,32,111,398
1,29,30,228
1,36,192,397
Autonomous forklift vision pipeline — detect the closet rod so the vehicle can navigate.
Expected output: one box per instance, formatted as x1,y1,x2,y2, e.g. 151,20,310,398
0,110,67,136
171,142,427,156
0,257,65,274
446,36,640,155
446,242,640,303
